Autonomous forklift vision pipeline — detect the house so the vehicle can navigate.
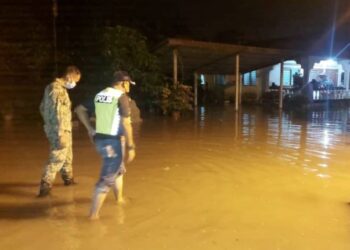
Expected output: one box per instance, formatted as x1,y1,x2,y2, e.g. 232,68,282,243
156,38,350,109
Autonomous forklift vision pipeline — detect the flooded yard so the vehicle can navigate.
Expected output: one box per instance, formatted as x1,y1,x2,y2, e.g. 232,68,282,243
1,105,350,250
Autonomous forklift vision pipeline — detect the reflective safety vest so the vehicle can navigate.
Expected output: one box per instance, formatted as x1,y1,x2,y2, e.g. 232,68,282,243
94,87,123,136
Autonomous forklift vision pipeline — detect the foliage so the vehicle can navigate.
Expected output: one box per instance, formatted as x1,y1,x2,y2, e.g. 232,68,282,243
160,83,193,114
98,26,164,107
0,23,53,81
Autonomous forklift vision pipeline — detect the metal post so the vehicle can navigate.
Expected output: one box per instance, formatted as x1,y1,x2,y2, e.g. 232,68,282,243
194,72,198,107
279,61,284,109
235,54,240,111
173,48,178,85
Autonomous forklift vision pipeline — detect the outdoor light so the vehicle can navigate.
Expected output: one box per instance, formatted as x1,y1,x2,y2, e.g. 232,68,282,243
324,59,337,67
315,59,338,70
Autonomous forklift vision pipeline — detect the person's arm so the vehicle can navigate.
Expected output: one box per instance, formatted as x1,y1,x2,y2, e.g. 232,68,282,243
121,116,135,163
119,95,135,163
48,87,68,148
74,104,95,141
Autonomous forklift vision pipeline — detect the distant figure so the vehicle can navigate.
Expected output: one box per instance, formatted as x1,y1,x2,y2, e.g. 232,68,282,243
319,74,334,90
293,72,303,89
270,82,279,90
38,65,81,197
310,79,320,90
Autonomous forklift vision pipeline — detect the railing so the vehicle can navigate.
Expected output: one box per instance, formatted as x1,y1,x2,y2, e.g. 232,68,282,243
312,90,350,101
268,88,350,102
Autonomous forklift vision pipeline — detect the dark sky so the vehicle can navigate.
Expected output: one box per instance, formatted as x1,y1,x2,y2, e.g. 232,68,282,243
3,0,350,53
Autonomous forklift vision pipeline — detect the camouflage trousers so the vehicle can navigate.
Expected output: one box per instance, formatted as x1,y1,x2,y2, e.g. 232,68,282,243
41,130,73,187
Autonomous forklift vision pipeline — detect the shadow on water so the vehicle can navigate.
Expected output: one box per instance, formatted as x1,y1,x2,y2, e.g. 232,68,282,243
0,182,66,197
0,200,70,220
0,182,92,220
0,182,40,197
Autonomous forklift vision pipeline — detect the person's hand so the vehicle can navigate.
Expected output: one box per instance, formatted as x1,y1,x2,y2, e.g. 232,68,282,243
126,148,136,163
88,128,96,143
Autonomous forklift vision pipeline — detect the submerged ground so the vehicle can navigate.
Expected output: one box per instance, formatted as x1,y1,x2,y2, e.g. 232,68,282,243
1,105,350,250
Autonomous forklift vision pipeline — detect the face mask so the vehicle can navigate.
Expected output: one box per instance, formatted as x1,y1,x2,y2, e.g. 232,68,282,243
65,81,76,89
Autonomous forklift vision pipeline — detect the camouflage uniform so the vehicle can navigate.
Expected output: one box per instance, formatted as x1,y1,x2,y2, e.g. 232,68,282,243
39,78,74,190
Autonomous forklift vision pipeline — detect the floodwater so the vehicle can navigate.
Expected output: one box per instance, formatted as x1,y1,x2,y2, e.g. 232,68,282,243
1,105,350,250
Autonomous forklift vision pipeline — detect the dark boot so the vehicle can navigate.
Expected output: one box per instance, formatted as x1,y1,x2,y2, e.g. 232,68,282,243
63,178,77,186
38,181,51,197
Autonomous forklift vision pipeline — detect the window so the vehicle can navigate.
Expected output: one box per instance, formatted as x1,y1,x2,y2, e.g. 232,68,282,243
200,74,205,85
283,69,292,86
215,75,225,85
243,71,257,86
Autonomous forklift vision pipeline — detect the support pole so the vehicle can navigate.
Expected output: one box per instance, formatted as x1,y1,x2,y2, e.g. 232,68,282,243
279,60,284,109
173,48,178,85
194,72,198,107
235,54,240,111
239,73,243,104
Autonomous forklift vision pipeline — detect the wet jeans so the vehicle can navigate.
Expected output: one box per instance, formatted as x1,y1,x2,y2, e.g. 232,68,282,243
94,138,123,193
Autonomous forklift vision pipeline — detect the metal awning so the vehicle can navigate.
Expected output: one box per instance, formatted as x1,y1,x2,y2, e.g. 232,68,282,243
155,38,305,76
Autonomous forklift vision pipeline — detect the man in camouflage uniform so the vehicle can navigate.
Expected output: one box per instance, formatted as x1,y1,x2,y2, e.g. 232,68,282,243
38,65,81,197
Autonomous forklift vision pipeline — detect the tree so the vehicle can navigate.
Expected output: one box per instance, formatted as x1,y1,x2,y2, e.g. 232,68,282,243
98,25,165,109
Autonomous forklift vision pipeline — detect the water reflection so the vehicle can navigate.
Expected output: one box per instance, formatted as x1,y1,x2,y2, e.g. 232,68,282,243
192,106,350,181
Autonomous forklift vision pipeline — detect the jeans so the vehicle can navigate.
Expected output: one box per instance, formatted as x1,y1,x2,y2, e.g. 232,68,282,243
94,138,123,193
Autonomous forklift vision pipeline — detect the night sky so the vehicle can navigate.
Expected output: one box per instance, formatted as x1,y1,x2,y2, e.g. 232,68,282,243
2,0,349,49
1,0,350,67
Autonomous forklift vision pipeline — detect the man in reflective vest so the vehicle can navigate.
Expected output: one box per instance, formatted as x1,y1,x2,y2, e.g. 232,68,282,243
75,70,136,219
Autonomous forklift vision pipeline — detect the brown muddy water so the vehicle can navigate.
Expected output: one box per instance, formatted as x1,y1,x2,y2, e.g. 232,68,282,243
1,105,350,250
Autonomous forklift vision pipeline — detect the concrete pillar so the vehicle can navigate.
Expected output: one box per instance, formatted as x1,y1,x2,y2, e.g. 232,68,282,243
340,60,350,90
299,57,310,84
194,72,198,107
235,54,240,111
239,74,243,104
173,48,178,85
279,61,284,109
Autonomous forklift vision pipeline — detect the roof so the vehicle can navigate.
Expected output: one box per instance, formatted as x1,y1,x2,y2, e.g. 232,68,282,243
155,38,306,77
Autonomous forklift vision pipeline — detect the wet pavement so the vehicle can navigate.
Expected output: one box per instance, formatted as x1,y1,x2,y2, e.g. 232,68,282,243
1,105,350,250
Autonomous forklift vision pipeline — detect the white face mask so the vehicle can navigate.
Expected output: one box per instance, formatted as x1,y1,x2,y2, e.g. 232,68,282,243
65,81,76,89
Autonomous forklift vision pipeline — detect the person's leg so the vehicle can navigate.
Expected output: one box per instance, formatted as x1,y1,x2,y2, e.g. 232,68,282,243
60,132,75,185
113,138,126,203
113,174,124,204
90,139,122,219
39,137,68,197
89,189,107,220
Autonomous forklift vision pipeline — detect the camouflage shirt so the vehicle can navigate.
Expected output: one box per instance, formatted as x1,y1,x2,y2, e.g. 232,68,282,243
40,78,72,135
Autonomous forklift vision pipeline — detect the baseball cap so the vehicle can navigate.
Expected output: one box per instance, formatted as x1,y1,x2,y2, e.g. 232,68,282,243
112,71,136,85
